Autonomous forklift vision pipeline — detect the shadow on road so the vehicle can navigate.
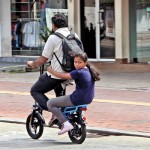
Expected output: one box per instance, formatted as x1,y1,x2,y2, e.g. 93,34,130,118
87,129,150,139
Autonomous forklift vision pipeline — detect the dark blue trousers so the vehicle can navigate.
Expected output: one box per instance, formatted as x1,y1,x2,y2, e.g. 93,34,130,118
30,73,66,110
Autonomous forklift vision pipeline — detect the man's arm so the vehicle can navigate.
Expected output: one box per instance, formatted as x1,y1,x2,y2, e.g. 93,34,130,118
47,66,72,80
27,56,48,68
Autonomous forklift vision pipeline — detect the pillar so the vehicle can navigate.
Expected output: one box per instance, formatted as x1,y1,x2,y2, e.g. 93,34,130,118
67,0,81,38
74,0,81,37
67,0,74,31
115,0,130,63
0,0,12,57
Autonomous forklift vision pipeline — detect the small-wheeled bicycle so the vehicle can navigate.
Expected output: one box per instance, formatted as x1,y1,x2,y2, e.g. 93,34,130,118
26,102,88,144
26,64,88,144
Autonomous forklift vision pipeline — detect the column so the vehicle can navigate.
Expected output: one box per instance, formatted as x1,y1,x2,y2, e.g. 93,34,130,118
74,0,81,37
67,0,74,31
115,0,130,63
0,0,12,57
67,0,81,37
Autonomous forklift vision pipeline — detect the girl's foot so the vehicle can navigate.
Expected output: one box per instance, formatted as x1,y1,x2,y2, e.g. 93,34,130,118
58,121,73,135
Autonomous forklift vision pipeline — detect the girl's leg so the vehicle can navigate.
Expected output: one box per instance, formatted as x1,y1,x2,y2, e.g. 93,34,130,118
47,95,73,124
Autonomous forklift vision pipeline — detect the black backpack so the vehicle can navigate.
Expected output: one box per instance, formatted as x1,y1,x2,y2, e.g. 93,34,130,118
53,31,84,72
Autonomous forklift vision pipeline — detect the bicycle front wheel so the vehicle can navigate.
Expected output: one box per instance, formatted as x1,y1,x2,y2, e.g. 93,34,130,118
26,114,44,139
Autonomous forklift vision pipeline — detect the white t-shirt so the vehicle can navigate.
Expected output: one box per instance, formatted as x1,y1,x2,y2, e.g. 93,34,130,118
42,27,78,79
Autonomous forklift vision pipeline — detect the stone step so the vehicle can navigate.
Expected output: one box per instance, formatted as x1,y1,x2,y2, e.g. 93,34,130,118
0,56,38,63
91,62,150,72
0,57,150,73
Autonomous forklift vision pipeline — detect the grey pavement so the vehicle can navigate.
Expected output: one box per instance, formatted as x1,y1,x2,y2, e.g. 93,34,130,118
0,62,26,72
0,122,150,150
0,62,24,68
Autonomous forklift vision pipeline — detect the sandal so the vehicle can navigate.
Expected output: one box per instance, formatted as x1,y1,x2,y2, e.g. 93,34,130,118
48,115,57,127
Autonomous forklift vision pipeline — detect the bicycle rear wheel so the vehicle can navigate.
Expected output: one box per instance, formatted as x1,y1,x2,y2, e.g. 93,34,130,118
68,122,86,144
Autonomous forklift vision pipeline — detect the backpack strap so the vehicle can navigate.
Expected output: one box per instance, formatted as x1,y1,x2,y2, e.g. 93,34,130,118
53,52,62,67
52,32,65,67
70,29,75,36
54,31,75,39
53,32,65,39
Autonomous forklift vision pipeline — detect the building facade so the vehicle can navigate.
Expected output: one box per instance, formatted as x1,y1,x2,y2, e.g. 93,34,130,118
0,0,150,63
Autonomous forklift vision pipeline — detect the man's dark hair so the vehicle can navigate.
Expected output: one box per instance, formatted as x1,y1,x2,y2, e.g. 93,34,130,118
51,13,68,28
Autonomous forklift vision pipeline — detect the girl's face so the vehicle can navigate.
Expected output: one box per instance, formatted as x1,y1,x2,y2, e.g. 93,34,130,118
74,56,87,70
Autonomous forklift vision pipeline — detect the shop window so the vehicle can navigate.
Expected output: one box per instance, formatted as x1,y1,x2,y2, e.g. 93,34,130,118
11,0,68,56
11,0,42,56
136,0,150,62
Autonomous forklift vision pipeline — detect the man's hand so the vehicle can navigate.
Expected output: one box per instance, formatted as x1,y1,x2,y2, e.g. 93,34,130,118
26,56,48,68
27,61,34,68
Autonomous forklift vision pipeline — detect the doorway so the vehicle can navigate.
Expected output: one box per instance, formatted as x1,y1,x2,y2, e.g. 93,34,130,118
81,0,115,60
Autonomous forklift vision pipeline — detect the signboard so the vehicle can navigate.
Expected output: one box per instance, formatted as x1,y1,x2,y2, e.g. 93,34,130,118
105,9,115,37
45,8,68,30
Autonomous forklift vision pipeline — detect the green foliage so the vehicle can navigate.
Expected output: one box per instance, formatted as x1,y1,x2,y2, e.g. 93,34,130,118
40,27,52,43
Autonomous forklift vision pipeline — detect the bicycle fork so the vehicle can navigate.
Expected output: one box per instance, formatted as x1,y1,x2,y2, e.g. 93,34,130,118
31,105,45,125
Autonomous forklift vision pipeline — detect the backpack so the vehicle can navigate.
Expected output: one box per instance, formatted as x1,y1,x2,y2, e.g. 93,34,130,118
53,31,84,72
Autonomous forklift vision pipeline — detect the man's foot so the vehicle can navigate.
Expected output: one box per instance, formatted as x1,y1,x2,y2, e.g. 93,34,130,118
48,115,57,127
58,121,73,135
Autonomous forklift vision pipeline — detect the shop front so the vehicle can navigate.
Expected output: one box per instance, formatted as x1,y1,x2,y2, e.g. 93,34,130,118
0,0,150,63
79,0,150,63
9,0,117,61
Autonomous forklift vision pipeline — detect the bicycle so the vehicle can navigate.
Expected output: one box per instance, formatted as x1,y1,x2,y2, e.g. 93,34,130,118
26,102,88,144
26,64,88,144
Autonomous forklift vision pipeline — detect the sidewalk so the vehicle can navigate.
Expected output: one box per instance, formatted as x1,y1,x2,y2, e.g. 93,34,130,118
0,63,150,137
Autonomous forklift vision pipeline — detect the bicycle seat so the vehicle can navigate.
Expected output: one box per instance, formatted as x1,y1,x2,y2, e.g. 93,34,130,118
62,105,88,115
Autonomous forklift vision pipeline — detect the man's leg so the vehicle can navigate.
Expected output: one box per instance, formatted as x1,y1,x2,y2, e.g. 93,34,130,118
30,73,65,110
54,83,66,97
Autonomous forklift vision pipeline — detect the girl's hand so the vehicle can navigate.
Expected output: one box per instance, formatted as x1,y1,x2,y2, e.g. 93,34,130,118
47,66,72,79
47,66,53,73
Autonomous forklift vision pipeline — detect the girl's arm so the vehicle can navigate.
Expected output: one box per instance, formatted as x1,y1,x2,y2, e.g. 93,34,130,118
47,66,72,80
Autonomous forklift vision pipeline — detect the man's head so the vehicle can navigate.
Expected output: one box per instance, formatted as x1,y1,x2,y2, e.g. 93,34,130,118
51,13,68,29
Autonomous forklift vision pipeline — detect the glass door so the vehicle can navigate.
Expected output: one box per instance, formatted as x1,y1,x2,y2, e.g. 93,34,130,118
96,0,115,60
83,0,96,59
83,0,115,60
